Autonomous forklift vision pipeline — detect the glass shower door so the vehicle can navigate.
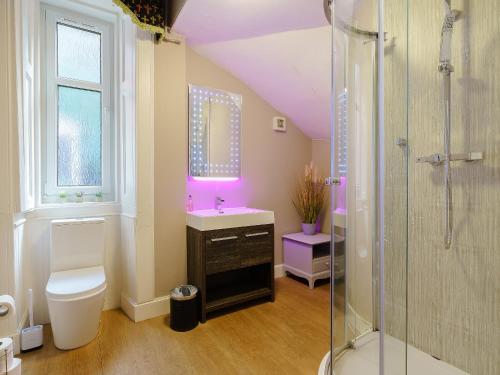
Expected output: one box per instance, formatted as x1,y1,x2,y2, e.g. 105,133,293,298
327,0,499,374
326,0,387,374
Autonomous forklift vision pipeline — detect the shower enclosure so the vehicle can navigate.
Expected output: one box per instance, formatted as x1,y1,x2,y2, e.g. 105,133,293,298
322,0,500,374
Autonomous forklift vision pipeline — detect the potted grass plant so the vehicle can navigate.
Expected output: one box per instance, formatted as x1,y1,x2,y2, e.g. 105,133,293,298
293,162,326,235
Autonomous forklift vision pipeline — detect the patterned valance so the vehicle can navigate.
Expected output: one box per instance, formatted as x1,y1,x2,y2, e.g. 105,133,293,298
114,0,167,37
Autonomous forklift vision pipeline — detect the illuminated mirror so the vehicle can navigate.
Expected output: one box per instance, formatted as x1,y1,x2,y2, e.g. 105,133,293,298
188,85,242,180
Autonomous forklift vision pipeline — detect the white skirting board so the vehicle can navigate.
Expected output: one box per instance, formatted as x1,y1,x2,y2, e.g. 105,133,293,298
274,264,285,278
121,264,286,323
120,293,170,323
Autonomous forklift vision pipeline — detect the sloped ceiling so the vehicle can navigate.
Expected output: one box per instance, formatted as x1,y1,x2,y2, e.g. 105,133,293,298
173,0,332,140
173,0,328,44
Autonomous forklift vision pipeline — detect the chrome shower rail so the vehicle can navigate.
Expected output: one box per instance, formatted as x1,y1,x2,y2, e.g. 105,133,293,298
440,0,455,249
323,0,379,40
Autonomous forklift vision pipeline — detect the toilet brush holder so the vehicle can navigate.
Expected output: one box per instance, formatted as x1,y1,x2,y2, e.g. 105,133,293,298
20,325,43,352
21,289,43,352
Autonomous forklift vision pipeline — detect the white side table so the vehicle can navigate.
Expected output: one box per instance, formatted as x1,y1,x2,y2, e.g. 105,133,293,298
282,232,344,288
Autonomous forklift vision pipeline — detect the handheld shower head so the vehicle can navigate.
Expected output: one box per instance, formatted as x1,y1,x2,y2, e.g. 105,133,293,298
441,1,461,32
439,1,461,71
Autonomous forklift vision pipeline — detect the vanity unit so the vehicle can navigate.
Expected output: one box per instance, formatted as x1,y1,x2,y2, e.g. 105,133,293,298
187,208,275,322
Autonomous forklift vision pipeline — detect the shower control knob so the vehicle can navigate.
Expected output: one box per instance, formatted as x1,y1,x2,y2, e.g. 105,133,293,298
416,152,484,166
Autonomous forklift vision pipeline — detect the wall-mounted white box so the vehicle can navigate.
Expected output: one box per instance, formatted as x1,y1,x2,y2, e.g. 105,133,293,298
273,116,287,132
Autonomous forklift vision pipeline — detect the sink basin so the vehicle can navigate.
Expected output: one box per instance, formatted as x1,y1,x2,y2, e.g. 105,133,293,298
186,207,275,231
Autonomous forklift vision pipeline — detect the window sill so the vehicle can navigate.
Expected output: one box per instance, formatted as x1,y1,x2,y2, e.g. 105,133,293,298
23,201,122,220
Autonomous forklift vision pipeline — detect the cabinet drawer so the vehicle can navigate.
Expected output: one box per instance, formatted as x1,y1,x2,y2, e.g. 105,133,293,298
240,228,273,267
206,235,240,275
312,256,330,274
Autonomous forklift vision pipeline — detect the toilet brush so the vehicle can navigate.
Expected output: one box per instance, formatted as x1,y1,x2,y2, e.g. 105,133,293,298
21,289,43,352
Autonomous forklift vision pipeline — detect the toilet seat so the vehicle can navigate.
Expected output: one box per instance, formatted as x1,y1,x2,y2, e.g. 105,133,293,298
46,266,106,300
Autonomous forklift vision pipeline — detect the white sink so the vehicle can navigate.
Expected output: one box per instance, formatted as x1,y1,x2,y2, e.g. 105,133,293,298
186,207,275,231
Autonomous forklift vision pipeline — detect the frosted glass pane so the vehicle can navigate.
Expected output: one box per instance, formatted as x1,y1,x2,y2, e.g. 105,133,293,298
58,86,102,186
57,23,101,83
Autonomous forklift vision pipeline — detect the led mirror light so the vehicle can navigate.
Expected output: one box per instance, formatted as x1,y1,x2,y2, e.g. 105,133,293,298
188,85,242,180
192,177,239,182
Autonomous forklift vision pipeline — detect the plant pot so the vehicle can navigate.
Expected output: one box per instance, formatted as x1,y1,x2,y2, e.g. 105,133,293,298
301,223,317,235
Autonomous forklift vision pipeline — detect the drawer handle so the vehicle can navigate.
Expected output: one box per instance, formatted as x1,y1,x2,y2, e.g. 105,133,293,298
210,236,238,243
245,232,269,238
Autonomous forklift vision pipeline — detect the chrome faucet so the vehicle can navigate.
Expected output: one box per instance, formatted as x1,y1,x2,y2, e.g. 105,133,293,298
215,196,225,213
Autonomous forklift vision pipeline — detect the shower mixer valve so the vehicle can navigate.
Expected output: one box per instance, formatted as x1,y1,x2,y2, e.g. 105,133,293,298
416,152,484,166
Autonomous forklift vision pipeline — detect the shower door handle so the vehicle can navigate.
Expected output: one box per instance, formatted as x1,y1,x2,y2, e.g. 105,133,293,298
325,177,341,186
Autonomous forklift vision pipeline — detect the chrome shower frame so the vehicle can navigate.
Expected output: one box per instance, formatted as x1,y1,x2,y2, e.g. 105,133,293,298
323,0,385,374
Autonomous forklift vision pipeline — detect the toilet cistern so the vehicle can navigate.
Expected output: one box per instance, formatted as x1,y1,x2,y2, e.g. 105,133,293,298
215,196,225,213
46,218,107,350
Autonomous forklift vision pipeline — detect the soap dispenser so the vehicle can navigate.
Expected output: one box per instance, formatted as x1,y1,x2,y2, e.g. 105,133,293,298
186,195,194,212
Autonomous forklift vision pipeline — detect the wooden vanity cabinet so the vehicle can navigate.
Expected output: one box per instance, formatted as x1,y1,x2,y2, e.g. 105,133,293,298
187,224,275,322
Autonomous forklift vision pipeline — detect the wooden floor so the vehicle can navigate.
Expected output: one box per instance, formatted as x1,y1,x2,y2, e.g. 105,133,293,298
21,277,344,375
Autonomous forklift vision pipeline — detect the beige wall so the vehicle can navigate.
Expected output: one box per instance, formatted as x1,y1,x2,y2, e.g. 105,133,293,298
154,45,312,297
385,1,500,373
154,39,188,298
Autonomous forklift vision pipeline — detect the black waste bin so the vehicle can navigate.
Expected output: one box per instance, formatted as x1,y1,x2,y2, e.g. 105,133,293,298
170,285,199,331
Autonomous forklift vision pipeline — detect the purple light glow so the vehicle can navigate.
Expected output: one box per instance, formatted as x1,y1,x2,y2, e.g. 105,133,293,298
191,176,240,182
336,176,347,211
187,176,246,211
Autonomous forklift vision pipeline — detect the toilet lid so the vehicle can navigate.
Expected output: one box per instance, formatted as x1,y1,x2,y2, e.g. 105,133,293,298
46,266,106,300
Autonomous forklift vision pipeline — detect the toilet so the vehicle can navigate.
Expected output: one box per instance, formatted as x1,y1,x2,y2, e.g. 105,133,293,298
46,218,107,350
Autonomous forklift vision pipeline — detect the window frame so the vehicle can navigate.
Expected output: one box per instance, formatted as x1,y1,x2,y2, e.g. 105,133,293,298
42,5,114,200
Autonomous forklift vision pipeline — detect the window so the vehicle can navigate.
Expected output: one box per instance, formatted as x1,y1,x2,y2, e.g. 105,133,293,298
42,6,114,202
